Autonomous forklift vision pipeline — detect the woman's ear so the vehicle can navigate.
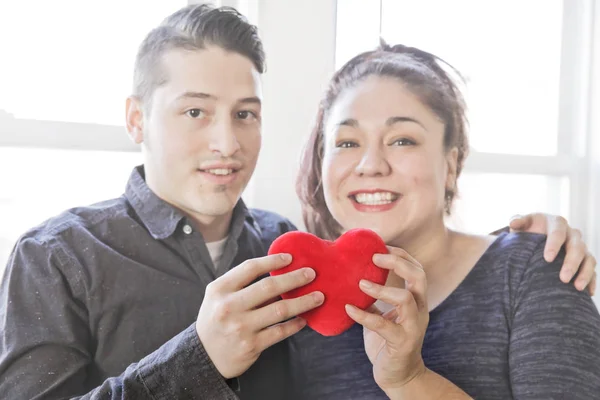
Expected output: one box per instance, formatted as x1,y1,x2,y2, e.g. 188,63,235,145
445,147,459,192
125,96,144,144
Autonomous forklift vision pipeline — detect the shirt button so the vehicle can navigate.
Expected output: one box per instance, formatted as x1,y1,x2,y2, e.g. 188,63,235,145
183,224,193,235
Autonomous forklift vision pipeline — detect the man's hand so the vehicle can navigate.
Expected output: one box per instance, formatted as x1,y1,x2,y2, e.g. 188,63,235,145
196,253,324,379
509,213,597,295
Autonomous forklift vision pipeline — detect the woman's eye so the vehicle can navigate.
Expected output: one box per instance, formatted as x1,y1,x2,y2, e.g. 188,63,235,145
236,110,258,121
391,138,415,146
337,141,358,149
186,109,204,119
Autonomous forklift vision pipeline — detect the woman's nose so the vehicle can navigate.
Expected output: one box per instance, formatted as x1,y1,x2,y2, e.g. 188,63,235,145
354,147,391,177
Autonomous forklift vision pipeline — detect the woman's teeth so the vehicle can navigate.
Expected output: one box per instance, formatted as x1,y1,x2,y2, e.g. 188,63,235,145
206,168,234,175
354,192,398,205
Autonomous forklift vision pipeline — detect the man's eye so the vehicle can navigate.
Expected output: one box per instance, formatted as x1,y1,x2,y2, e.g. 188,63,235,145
236,110,258,120
186,109,204,118
337,141,358,148
391,138,415,146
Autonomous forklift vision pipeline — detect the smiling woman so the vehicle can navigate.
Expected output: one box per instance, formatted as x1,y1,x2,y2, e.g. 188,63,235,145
332,0,599,274
323,72,459,245
291,40,600,400
300,48,468,242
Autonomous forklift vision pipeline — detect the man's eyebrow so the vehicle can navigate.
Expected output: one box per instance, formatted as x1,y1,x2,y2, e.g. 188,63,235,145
238,97,261,106
175,91,215,101
174,92,261,106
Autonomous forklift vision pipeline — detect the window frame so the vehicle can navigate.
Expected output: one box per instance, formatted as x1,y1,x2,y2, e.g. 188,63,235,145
335,0,598,244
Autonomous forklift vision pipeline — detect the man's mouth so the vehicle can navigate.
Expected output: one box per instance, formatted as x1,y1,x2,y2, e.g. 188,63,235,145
201,168,236,176
196,164,241,184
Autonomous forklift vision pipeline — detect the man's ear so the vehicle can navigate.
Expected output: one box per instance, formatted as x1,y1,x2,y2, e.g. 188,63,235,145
445,147,459,192
126,96,144,144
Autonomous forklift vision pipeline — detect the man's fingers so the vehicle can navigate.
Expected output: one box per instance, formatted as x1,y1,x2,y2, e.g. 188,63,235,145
508,214,532,231
544,216,569,262
589,272,597,296
574,255,597,292
255,317,307,352
237,267,317,309
255,296,279,309
220,254,294,291
250,292,324,328
559,233,585,283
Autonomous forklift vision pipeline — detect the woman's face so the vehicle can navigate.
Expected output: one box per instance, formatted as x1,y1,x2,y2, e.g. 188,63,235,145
322,75,458,245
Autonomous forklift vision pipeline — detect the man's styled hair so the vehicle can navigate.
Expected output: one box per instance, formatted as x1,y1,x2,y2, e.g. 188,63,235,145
132,4,265,108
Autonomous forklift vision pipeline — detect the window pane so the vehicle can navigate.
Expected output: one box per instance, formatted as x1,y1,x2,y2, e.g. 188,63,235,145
335,0,381,69
0,0,186,126
0,148,142,275
448,172,570,234
376,0,563,156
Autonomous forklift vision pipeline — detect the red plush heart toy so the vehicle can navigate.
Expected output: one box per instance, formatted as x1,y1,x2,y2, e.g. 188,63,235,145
268,229,389,336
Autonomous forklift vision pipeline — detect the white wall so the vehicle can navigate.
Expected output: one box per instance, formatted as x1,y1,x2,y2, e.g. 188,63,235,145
1,1,597,306
587,1,600,270
241,0,338,228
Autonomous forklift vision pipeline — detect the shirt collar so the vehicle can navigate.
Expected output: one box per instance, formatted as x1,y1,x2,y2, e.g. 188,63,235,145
125,166,185,240
231,197,256,242
125,165,256,241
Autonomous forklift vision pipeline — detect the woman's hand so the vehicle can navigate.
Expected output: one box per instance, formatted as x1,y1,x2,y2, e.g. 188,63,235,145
345,247,429,393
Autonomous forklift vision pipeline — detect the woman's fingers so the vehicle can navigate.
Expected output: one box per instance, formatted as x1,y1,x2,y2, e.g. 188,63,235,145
373,251,428,312
358,280,420,334
345,304,404,343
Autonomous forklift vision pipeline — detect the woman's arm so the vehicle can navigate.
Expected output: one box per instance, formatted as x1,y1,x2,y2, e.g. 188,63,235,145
509,240,600,399
384,368,472,400
504,213,596,294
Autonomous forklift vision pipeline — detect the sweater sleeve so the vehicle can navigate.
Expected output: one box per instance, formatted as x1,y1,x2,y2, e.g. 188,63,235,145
509,240,600,399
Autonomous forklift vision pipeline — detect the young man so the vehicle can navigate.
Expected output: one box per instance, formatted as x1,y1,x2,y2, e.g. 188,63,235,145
0,4,595,400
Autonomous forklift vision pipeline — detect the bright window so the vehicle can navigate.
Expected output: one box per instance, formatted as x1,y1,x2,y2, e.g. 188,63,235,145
335,0,592,236
0,0,186,274
379,0,563,157
0,0,185,126
0,148,142,270
451,172,570,233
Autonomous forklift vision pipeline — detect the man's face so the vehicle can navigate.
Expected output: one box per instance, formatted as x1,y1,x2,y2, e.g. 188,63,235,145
127,46,262,228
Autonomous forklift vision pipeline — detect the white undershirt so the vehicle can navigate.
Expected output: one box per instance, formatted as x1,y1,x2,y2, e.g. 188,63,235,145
205,236,229,269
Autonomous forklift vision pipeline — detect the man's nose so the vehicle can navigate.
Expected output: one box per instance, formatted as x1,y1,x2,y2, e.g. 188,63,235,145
208,118,241,157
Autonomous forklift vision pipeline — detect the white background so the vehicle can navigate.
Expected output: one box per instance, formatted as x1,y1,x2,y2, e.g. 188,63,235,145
0,0,598,307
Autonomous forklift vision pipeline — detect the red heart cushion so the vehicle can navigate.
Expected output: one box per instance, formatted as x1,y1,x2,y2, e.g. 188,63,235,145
268,229,389,336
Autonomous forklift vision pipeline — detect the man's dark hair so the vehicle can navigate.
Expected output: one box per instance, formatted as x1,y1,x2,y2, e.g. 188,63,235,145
133,4,265,108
